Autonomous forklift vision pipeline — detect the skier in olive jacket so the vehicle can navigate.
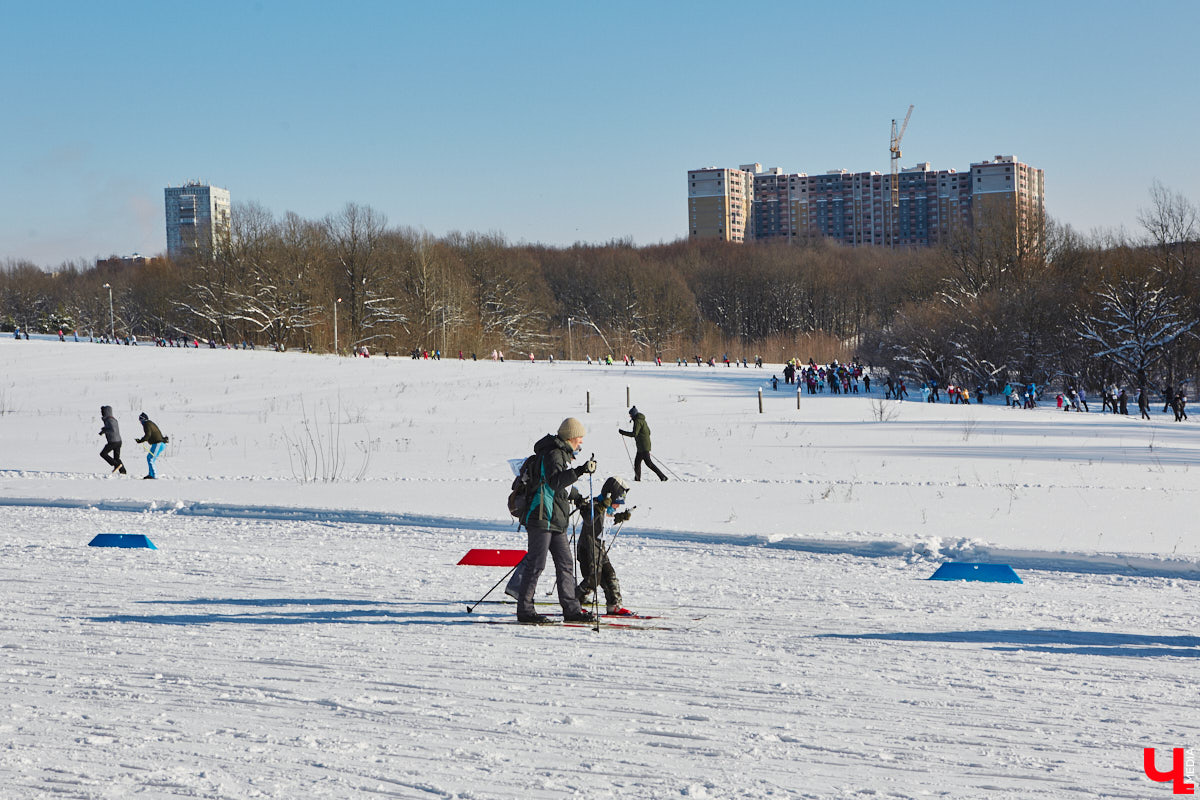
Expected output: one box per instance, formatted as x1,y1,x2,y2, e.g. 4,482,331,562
620,406,667,481
135,412,169,479
98,405,126,475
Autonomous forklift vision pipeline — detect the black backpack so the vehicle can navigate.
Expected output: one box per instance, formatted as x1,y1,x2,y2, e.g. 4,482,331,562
507,452,557,528
507,454,540,520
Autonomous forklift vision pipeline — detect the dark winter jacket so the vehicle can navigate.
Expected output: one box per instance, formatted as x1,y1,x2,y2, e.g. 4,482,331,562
99,406,121,444
525,433,587,534
621,413,652,453
577,499,606,541
136,420,166,445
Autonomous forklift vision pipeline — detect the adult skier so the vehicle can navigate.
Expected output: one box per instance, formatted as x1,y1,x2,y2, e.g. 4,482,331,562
620,406,667,481
513,418,598,624
134,412,169,479
1138,388,1151,420
576,476,635,616
98,405,126,475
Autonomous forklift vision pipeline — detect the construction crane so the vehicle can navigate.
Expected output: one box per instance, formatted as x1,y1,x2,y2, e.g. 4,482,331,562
890,104,914,208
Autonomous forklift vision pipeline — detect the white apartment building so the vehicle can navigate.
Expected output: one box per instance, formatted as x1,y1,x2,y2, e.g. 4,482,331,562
165,181,231,259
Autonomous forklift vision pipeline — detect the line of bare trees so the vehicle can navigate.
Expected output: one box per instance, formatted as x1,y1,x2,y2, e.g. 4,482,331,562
2,183,1197,394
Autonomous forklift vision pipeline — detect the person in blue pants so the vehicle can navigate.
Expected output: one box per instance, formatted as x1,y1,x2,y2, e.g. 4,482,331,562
135,412,169,479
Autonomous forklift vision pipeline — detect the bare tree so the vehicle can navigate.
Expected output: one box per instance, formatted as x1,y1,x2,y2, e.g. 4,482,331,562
1139,180,1198,274
449,232,549,351
321,203,404,351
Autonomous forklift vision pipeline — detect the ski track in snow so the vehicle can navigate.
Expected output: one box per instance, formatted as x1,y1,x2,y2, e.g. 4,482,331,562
4,492,1200,583
3,340,1200,797
5,506,1199,798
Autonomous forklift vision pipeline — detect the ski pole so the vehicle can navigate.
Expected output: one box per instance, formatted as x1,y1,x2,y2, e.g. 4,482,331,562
620,431,634,471
652,454,682,481
570,507,579,588
589,453,599,631
466,563,520,613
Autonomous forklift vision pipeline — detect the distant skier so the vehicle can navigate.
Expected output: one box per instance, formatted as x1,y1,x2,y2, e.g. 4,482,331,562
1138,388,1151,420
576,476,634,616
1172,393,1188,422
621,406,667,482
98,405,126,475
135,412,169,479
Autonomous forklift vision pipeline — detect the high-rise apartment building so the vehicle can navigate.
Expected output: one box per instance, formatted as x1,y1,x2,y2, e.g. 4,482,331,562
687,166,756,242
751,167,792,242
968,155,1045,242
165,181,231,259
689,156,1043,248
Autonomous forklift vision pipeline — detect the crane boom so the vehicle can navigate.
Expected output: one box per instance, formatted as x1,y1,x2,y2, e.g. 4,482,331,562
890,104,914,209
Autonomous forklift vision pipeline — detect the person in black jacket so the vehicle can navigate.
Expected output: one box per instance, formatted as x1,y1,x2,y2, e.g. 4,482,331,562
98,405,126,474
513,418,598,624
1138,388,1151,420
135,412,169,479
620,406,667,481
576,476,634,616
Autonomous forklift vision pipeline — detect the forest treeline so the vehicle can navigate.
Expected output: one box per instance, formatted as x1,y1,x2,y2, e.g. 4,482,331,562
3,183,1198,394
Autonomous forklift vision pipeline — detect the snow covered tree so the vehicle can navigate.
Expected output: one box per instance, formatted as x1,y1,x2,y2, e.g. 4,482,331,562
226,209,324,350
1076,267,1198,394
175,227,244,343
446,232,549,352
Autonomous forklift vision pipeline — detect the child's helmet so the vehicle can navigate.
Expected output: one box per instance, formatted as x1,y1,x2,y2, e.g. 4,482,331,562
597,476,630,507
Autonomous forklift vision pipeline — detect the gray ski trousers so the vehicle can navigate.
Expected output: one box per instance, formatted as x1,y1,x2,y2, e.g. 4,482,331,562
514,526,582,618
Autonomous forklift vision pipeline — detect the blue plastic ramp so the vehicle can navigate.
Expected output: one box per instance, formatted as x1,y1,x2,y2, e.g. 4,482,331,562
929,562,1021,583
88,533,158,549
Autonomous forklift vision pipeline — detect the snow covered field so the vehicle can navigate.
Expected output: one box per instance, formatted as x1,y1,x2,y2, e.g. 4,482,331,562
2,337,1199,798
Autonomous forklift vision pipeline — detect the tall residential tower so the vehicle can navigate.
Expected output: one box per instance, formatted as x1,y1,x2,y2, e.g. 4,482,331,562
686,166,757,243
164,181,231,259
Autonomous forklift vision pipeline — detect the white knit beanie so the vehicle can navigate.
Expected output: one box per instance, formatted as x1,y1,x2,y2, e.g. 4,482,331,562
557,417,587,440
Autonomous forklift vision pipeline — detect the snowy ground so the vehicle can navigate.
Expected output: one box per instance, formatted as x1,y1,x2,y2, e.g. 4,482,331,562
2,338,1199,798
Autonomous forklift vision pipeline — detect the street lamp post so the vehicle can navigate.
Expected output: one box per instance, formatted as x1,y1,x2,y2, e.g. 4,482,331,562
567,317,574,362
333,297,342,355
102,283,114,342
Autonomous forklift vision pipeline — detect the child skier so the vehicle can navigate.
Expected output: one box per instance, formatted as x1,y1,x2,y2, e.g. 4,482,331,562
576,476,635,616
134,412,169,479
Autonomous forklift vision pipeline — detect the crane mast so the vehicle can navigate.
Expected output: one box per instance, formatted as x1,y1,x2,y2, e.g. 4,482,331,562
890,104,913,208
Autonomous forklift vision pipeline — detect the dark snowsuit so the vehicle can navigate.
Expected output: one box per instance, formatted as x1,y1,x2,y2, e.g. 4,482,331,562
514,434,590,620
621,412,666,481
98,406,125,473
576,501,622,612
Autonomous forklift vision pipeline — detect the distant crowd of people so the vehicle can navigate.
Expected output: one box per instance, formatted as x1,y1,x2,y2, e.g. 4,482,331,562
10,329,1194,423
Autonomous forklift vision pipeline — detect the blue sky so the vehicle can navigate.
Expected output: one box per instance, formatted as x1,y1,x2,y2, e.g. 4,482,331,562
2,0,1198,267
